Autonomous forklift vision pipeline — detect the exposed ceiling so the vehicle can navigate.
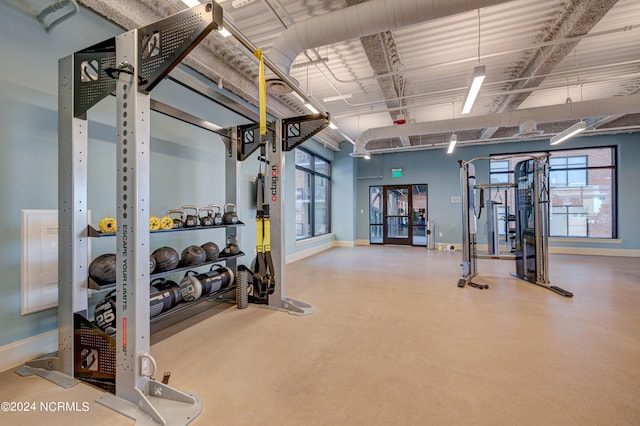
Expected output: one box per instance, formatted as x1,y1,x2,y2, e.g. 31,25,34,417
14,0,640,154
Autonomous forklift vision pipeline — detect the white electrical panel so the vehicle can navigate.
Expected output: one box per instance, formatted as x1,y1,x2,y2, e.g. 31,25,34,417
21,210,59,315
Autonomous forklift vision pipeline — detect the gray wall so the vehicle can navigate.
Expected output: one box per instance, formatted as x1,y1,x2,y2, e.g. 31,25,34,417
355,134,640,249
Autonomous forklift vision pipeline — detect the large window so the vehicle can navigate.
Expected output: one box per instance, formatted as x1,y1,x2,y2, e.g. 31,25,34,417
489,147,616,239
295,148,331,240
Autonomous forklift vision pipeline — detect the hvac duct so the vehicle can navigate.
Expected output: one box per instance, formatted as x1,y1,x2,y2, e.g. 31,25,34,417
268,0,515,78
353,93,640,154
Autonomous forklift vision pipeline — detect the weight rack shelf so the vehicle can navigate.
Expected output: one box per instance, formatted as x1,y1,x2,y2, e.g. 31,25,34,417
150,284,237,325
88,251,245,291
88,221,245,237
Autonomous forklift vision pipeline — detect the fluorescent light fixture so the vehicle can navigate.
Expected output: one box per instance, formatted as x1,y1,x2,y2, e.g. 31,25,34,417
323,94,353,102
304,103,319,114
550,121,586,145
329,121,338,130
181,0,201,7
461,65,486,115
218,27,232,37
447,133,457,154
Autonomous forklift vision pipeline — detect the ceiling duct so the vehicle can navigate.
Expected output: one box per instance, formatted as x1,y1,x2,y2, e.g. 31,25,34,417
514,119,544,137
353,93,640,155
267,0,515,80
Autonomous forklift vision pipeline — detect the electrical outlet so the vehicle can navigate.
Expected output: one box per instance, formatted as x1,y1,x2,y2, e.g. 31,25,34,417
439,232,443,237
360,209,364,214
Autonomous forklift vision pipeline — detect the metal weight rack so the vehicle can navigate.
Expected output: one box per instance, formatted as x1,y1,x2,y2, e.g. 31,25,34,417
20,3,227,424
18,1,327,423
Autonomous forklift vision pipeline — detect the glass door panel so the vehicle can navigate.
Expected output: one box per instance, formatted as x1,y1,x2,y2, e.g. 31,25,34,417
369,186,383,243
383,186,411,245
411,184,428,246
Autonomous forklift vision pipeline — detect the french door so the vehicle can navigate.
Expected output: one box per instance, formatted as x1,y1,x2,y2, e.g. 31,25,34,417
370,184,428,246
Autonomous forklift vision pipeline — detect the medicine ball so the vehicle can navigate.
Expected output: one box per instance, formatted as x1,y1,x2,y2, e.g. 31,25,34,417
180,245,206,267
149,255,156,274
200,241,220,262
89,254,117,285
94,290,117,337
152,246,180,272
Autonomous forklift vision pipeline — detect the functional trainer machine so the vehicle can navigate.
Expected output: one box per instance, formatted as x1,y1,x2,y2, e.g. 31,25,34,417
457,155,573,297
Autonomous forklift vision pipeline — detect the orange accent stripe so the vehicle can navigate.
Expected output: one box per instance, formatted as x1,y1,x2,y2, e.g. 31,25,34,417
122,317,127,347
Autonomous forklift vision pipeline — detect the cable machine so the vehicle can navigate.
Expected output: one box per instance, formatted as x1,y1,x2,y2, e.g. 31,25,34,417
457,155,573,297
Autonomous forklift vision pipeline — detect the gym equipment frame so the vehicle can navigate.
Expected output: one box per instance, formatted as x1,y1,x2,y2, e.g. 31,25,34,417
457,155,573,297
18,3,233,425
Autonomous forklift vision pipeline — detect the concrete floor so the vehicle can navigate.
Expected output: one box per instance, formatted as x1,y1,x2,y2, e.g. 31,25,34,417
1,246,639,425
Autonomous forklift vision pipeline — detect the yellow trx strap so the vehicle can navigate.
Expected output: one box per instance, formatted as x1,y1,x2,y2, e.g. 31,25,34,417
253,48,267,136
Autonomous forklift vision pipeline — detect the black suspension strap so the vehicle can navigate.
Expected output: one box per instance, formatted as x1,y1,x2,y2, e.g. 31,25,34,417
254,142,275,298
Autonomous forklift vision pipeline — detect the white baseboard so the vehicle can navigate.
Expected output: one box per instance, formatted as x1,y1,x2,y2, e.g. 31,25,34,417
0,330,57,373
549,246,640,257
356,239,370,246
286,240,334,264
471,243,639,257
333,240,356,248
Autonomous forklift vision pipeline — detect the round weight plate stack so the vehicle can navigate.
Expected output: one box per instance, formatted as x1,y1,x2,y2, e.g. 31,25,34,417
152,246,180,272
181,245,206,267
89,253,117,285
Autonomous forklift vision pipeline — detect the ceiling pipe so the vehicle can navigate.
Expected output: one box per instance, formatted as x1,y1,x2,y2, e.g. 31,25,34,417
222,17,328,120
268,0,515,78
353,93,640,155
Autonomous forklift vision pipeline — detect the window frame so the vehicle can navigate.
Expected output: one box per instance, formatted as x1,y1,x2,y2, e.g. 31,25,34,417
488,146,617,239
294,147,331,240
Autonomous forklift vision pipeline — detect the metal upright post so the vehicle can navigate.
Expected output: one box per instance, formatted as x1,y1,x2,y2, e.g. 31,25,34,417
534,157,550,285
458,161,477,285
17,54,86,388
96,29,202,425
265,119,315,315
226,129,240,284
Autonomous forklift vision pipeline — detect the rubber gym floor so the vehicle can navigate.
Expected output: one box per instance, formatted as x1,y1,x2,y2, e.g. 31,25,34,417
1,245,639,425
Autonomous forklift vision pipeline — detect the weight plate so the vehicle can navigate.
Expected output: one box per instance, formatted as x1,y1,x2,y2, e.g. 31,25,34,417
159,216,173,230
99,216,116,233
149,216,160,231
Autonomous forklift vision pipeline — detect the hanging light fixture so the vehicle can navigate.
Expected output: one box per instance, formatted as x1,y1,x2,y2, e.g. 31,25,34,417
550,121,586,145
462,10,485,115
447,133,457,154
461,65,485,115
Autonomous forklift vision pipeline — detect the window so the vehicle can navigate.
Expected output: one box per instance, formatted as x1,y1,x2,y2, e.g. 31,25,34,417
295,148,331,240
489,147,617,239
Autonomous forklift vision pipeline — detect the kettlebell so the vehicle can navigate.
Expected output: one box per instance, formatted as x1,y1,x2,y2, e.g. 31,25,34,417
208,204,223,226
199,207,214,227
182,205,199,228
224,235,240,255
167,209,185,229
223,203,238,224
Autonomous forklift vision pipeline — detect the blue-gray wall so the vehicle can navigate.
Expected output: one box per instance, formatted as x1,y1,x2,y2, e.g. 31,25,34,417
355,134,640,250
0,3,342,347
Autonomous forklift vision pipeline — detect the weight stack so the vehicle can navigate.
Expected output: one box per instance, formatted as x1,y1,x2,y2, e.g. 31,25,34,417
236,266,250,309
